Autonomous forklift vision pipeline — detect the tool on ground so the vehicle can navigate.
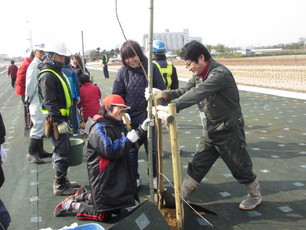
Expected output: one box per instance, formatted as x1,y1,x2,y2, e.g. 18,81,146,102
161,189,217,215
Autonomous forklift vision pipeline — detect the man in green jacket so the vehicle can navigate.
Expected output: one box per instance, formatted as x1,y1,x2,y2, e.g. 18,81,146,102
147,40,262,211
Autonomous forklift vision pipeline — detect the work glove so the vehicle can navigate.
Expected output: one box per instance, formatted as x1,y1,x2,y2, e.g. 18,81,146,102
57,121,69,134
0,145,7,164
150,105,169,117
155,105,169,113
145,87,163,101
127,129,139,143
141,118,154,131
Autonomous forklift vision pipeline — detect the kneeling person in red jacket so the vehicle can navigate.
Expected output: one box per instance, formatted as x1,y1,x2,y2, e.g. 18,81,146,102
54,94,150,222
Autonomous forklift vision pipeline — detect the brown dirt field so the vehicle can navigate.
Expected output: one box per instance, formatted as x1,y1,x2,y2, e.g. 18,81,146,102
107,55,306,93
174,55,306,93
173,54,306,66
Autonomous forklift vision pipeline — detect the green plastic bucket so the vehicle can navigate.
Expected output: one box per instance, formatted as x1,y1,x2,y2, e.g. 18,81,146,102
69,138,84,166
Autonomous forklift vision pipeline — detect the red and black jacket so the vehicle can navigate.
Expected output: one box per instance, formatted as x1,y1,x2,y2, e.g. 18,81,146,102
85,115,146,212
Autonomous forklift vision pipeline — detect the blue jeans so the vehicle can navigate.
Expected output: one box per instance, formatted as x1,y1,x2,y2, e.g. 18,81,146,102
129,126,157,179
69,98,80,134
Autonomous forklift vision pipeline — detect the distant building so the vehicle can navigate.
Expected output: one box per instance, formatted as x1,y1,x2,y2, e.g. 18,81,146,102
0,54,10,61
143,28,202,52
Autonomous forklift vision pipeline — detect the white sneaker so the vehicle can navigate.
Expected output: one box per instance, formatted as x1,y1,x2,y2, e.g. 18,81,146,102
153,177,157,190
136,179,141,189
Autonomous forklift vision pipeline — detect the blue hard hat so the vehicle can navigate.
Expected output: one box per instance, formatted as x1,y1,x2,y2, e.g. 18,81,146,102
152,40,166,53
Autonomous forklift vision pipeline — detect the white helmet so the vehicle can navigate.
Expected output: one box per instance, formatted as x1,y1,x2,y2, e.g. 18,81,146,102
33,43,45,51
44,42,69,56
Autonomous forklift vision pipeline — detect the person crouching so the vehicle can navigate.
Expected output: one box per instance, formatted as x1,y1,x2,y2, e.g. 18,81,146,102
54,94,151,222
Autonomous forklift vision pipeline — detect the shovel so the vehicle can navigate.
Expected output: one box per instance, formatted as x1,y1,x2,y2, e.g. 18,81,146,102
161,189,217,215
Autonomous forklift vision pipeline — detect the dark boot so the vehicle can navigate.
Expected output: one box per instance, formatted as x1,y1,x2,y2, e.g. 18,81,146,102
26,138,45,164
53,176,78,196
64,177,82,188
38,138,53,158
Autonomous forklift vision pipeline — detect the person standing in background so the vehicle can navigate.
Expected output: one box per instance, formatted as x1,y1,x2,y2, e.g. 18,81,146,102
7,60,18,88
102,53,109,78
152,40,179,90
25,44,52,164
71,54,90,78
62,56,81,136
78,74,102,122
15,51,35,129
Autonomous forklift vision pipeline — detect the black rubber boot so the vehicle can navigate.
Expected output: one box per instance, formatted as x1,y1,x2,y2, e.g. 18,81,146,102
38,138,53,158
53,176,78,196
26,138,45,164
64,177,82,188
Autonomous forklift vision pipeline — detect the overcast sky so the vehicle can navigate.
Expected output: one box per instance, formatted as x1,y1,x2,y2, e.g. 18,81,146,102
1,0,305,57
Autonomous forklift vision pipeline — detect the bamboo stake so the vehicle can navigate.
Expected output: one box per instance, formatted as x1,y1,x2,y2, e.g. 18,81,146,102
154,98,163,209
146,0,155,201
168,103,184,230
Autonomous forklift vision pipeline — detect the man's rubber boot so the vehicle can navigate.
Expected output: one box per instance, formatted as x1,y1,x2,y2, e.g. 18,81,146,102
64,177,82,188
53,176,78,196
38,138,53,158
26,138,45,164
239,177,262,210
182,174,200,199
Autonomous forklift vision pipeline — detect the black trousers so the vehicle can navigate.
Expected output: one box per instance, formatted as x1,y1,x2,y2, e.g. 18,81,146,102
50,132,70,178
0,166,4,188
11,77,16,88
103,65,109,78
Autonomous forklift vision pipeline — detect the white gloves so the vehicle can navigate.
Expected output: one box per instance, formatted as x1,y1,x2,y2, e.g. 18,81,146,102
57,121,69,134
0,145,7,163
141,118,154,131
155,105,169,113
151,105,169,117
127,129,139,143
145,87,163,101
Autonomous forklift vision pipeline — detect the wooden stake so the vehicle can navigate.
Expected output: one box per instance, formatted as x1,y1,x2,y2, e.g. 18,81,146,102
168,103,184,230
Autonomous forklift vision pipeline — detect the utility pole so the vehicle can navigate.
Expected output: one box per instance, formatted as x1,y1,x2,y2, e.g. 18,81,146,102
26,21,33,53
81,31,86,71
